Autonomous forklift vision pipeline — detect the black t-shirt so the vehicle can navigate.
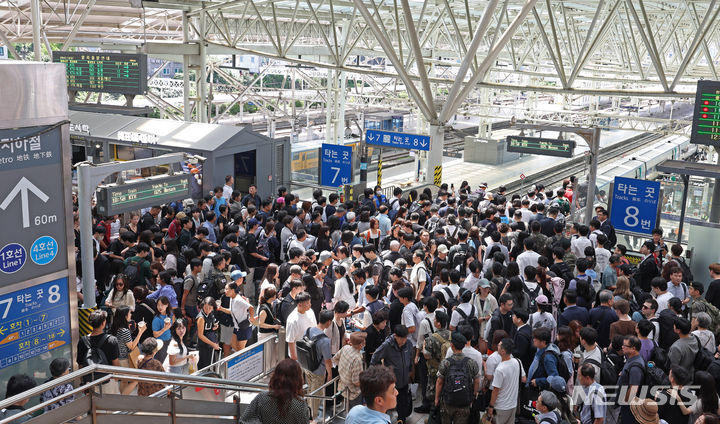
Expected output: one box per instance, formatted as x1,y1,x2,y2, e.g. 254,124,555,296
105,239,125,257
389,299,404,332
76,333,120,366
245,233,259,268
139,212,156,233
132,300,157,343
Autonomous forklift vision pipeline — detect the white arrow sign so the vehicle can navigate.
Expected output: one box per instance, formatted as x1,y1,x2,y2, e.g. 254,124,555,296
0,177,49,228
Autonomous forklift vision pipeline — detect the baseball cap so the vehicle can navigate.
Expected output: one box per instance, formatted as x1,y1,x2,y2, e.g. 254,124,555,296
478,278,491,288
536,294,549,305
230,270,247,281
437,244,449,254
247,218,259,227
479,182,488,188
319,250,332,262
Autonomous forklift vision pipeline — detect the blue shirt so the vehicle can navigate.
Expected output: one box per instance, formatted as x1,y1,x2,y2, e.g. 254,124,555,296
147,284,178,308
202,220,217,243
152,314,173,341
377,213,391,237
345,405,391,424
212,196,227,217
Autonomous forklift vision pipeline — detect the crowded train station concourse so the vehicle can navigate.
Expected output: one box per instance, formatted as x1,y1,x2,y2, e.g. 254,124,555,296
4,1,720,424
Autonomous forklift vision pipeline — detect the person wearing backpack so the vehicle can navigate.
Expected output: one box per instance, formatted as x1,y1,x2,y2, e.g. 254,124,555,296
618,336,646,424
668,316,700,375
576,364,607,424
370,325,413,423
535,391,565,424
123,242,153,289
423,311,451,415
488,338,527,424
297,309,333,420
434,332,481,424
76,309,121,392
527,327,569,393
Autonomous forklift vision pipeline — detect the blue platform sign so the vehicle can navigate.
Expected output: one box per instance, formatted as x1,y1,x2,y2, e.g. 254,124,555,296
365,129,430,151
320,143,352,187
0,277,71,369
610,177,661,235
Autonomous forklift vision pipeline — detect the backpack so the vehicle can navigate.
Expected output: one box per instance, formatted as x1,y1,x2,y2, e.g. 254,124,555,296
284,234,297,259
81,334,110,382
648,341,670,372
693,300,720,339
421,266,433,298
426,332,452,370
541,350,571,383
257,232,271,258
524,284,542,312
124,258,145,287
539,410,570,424
197,272,223,302
296,328,328,371
456,305,481,346
549,277,565,319
693,334,715,371
172,277,185,303
657,310,679,350
584,350,618,385
675,257,694,285
441,356,474,407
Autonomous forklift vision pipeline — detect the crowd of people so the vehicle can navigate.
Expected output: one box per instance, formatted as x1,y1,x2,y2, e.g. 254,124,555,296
7,176,720,424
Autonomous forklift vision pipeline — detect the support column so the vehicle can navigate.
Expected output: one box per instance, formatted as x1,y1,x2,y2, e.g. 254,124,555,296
182,12,191,121
426,125,444,185
585,127,601,225
30,0,42,60
325,69,335,144
198,14,208,123
335,71,347,144
709,152,720,222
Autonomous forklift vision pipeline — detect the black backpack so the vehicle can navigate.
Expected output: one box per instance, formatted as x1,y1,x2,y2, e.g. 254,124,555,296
693,335,715,371
81,334,110,382
441,356,474,407
524,284,542,312
584,350,618,385
456,305,481,346
124,258,145,287
296,328,328,371
675,257,694,286
539,410,570,424
648,340,670,371
541,350,571,383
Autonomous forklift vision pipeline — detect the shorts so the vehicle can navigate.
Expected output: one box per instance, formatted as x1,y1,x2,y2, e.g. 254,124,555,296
220,324,233,345
233,326,253,341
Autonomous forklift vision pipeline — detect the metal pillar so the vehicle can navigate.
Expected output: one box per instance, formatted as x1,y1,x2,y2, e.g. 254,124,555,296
335,71,347,144
325,69,335,144
182,12,191,121
198,14,208,123
76,153,187,308
584,127,601,225
425,125,444,185
30,0,42,60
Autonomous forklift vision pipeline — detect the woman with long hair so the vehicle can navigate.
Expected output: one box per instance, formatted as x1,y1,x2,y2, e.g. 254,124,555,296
555,326,577,394
502,276,529,313
111,306,147,394
332,264,355,309
167,318,190,374
151,296,173,364
361,218,381,249
240,358,310,423
613,276,634,302
105,274,135,312
162,238,180,272
257,287,281,336
671,370,720,421
315,225,332,252
259,263,279,299
302,270,323,320
196,297,220,369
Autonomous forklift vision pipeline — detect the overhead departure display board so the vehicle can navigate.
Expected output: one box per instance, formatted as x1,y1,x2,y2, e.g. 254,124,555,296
691,80,720,146
96,174,191,216
506,135,575,158
53,51,147,95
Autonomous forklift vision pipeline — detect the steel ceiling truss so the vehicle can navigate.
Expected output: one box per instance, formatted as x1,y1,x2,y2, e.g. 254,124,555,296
5,1,720,124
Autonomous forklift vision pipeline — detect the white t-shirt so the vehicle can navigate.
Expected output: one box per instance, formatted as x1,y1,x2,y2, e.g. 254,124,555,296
655,291,674,314
418,312,435,345
285,309,318,355
492,358,526,410
463,274,483,293
229,295,252,328
450,303,477,328
517,251,540,272
333,277,356,309
402,302,420,347
410,262,428,295
485,351,502,377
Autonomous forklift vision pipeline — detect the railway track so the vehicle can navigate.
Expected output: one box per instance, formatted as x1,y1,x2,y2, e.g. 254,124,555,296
495,131,668,195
